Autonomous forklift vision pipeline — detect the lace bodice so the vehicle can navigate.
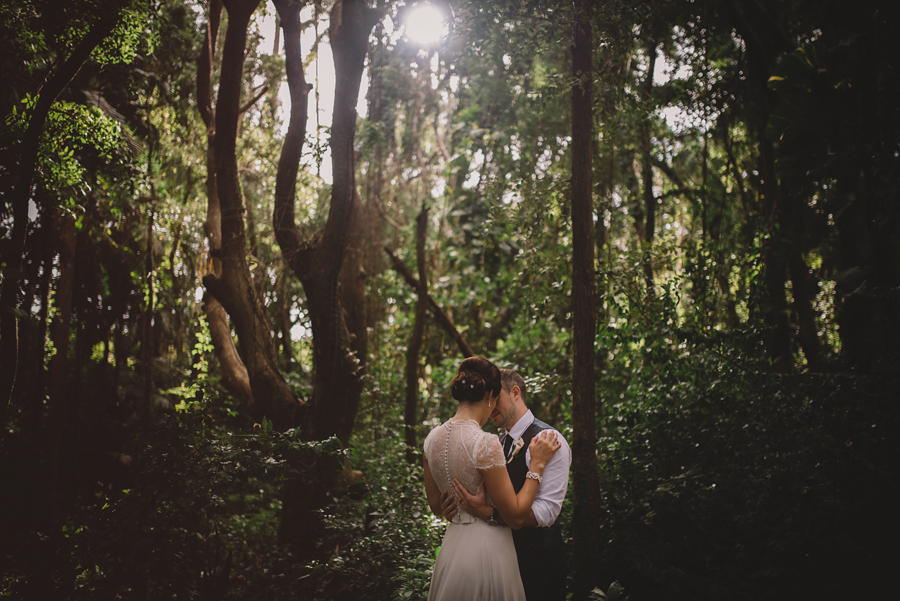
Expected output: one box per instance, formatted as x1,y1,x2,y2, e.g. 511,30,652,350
424,418,507,524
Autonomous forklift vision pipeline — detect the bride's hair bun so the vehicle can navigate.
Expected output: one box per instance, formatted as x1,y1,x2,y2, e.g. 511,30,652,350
450,371,486,402
450,357,502,403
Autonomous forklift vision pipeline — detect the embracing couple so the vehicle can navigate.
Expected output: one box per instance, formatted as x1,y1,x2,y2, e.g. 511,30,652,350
423,357,571,601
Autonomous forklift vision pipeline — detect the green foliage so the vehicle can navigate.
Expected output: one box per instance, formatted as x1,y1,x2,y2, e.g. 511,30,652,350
301,441,444,601
43,411,444,601
6,95,124,190
2,1,898,600
596,302,899,598
93,2,159,65
57,413,344,600
162,315,215,412
48,0,156,64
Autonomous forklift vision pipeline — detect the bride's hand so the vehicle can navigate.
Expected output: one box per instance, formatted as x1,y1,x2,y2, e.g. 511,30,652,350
528,430,561,470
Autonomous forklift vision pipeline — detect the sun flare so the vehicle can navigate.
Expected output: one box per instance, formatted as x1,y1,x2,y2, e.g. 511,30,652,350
404,3,446,46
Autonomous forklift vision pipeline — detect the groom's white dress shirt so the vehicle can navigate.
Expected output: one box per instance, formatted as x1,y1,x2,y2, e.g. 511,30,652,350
502,410,572,528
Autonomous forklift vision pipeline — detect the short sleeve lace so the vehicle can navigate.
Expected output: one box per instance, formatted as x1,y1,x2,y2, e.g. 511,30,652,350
423,419,505,524
472,431,506,471
423,427,436,460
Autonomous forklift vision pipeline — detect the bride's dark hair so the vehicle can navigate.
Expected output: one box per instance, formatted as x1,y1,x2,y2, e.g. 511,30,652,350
450,356,502,403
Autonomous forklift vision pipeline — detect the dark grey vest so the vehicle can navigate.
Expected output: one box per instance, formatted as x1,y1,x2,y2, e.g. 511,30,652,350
506,418,566,601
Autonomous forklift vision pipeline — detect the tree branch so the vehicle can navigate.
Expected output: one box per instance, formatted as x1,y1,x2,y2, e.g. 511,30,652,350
239,85,270,114
384,246,474,358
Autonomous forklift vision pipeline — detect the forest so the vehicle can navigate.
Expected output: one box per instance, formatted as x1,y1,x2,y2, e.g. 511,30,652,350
1,0,898,599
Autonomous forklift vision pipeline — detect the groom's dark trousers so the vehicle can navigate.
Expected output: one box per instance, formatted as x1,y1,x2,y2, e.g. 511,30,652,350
508,418,567,601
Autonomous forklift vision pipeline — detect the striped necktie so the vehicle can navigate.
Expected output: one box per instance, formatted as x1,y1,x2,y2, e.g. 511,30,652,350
502,433,514,459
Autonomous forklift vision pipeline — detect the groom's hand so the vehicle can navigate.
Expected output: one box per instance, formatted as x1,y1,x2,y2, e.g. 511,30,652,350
451,479,492,521
439,490,457,520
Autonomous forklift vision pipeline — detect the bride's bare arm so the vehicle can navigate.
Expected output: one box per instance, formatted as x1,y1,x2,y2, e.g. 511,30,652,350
423,458,445,517
481,430,561,529
451,480,539,527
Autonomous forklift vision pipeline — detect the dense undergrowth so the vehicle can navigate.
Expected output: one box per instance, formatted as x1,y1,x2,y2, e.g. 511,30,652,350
4,318,896,600
3,273,898,600
596,326,900,600
0,394,444,600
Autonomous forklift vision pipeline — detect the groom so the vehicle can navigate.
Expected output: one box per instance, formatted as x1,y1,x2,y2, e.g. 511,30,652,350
441,369,571,601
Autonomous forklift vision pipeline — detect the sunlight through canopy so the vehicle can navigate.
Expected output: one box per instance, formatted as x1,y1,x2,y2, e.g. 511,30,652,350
403,2,447,46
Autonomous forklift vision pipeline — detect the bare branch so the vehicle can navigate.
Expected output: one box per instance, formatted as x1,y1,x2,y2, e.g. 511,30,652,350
239,85,270,115
384,246,474,358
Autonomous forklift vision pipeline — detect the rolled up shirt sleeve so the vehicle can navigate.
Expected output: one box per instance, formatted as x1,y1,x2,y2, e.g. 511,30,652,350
525,430,572,528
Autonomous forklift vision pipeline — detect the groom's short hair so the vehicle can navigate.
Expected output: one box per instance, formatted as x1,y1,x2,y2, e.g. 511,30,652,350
500,369,526,404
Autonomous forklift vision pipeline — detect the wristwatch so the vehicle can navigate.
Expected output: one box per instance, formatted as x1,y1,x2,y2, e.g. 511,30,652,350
488,507,500,526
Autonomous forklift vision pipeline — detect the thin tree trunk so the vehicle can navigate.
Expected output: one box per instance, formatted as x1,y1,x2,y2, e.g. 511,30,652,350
45,215,77,536
339,189,370,442
203,293,252,400
27,208,55,441
405,207,428,464
758,139,793,368
142,210,154,428
781,183,825,366
277,263,295,367
570,5,603,598
364,27,389,333
11,212,41,411
788,248,822,366
639,38,658,298
169,204,186,358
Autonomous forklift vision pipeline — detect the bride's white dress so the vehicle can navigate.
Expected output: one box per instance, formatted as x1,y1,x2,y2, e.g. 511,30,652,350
424,418,526,601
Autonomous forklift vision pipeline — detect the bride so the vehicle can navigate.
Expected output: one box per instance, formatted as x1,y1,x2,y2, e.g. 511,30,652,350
423,357,560,601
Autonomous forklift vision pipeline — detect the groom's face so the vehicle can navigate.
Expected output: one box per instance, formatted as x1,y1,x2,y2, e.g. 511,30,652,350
491,387,517,430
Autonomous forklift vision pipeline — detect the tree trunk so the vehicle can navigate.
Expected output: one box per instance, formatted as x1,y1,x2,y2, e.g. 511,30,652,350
203,293,252,402
758,141,793,369
730,0,823,367
10,205,44,412
363,27,389,333
202,0,299,427
24,208,55,441
277,263,295,367
788,246,823,366
731,0,793,368
142,210,154,429
272,0,379,553
195,0,254,407
45,215,77,535
639,38,658,298
570,6,603,598
338,190,369,443
169,198,187,358
273,0,378,442
405,207,428,464
0,4,125,423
